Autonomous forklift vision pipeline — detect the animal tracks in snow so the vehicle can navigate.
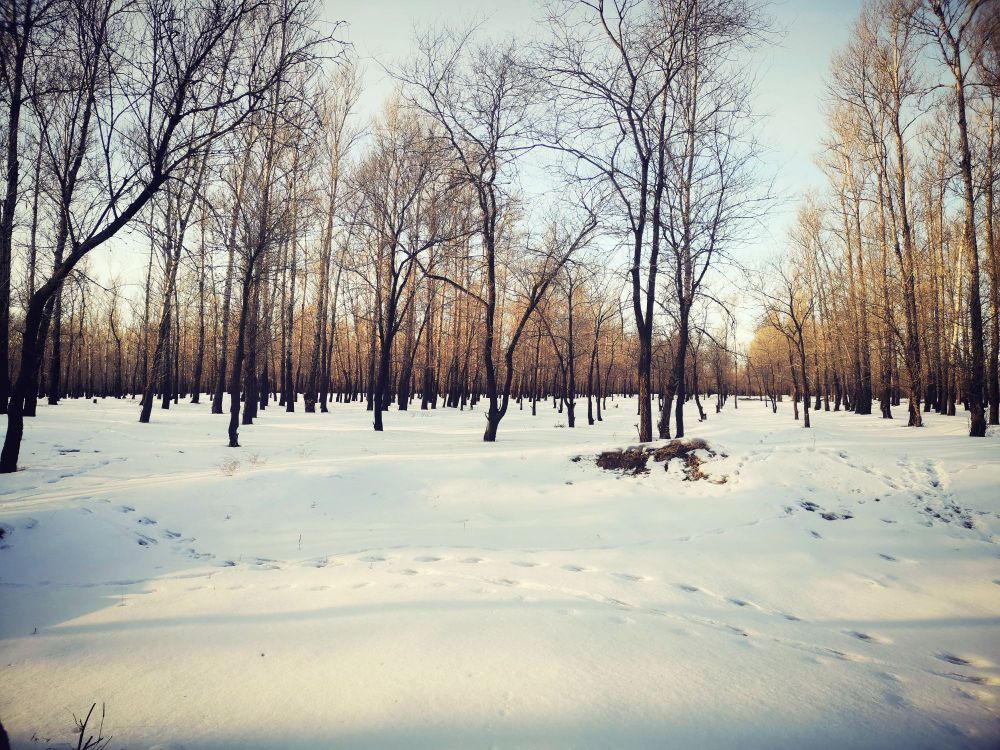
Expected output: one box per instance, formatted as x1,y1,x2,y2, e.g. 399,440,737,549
49,464,1000,713
105,501,216,562
612,572,650,582
726,444,988,538
88,537,999,702
845,630,892,645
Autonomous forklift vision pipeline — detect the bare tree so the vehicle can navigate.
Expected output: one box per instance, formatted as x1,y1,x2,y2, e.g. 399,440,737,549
0,0,60,414
919,0,995,435
396,27,544,441
753,255,816,428
539,0,692,442
347,99,460,432
303,59,360,412
658,0,768,439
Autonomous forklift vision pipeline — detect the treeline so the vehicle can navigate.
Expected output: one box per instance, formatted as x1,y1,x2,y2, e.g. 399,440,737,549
0,0,764,472
2,224,751,435
748,0,998,433
2,0,995,474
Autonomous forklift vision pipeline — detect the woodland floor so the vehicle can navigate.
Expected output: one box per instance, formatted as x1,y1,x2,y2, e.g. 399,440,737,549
0,395,998,749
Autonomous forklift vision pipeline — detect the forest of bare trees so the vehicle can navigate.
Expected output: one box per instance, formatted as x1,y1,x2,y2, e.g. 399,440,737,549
749,0,999,435
1,0,997,474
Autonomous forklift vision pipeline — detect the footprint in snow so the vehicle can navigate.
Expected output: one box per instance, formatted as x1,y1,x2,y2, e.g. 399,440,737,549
162,530,182,539
875,671,902,686
937,672,999,686
135,533,157,546
400,569,419,575
938,653,973,666
677,583,699,593
118,505,135,513
460,557,483,564
881,689,908,708
137,517,157,525
604,596,634,609
562,564,590,572
721,623,749,637
361,555,387,563
879,553,897,561
727,597,753,608
823,648,867,663
821,511,853,521
612,572,648,582
511,560,539,567
937,653,993,668
846,630,891,645
492,578,520,587
414,556,442,563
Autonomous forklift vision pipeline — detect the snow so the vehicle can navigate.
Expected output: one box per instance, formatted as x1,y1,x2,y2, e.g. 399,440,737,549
1,396,998,749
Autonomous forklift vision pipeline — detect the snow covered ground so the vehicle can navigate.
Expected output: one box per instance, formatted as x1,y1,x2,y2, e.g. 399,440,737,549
1,395,998,749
